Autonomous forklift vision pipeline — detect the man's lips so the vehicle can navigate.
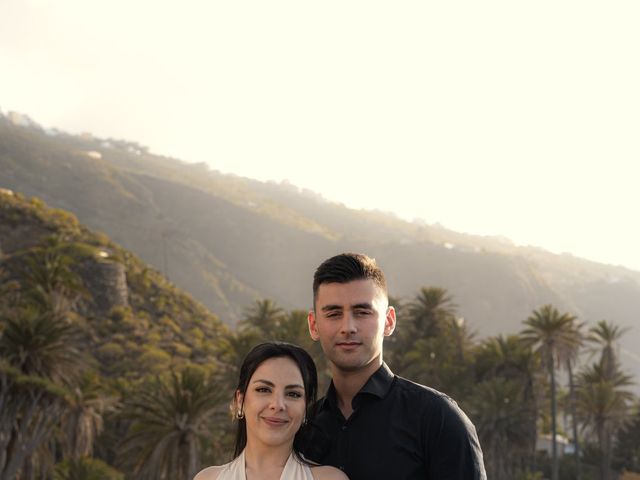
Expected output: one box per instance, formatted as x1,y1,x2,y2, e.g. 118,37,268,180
336,341,361,348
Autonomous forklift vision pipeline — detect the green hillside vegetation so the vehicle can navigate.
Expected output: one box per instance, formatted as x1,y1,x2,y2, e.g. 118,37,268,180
0,191,232,477
1,192,639,479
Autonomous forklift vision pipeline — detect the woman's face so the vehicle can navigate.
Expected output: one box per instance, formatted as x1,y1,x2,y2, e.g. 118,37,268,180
237,356,306,450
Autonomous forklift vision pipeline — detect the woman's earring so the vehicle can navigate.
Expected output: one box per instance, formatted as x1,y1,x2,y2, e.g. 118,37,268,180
236,409,245,419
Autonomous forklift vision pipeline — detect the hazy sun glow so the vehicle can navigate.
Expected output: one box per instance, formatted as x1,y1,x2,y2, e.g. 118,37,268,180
1,0,639,270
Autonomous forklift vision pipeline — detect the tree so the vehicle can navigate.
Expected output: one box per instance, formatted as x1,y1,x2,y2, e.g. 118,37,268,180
0,308,83,385
117,367,227,480
0,308,85,479
14,236,86,317
473,335,540,477
521,305,581,480
577,362,633,480
471,377,533,479
59,372,118,460
53,457,124,480
0,360,69,480
238,299,285,335
612,403,640,474
396,287,465,384
587,320,629,380
406,287,457,339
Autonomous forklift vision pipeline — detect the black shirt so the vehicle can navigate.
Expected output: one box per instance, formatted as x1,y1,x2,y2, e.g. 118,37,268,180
304,363,486,480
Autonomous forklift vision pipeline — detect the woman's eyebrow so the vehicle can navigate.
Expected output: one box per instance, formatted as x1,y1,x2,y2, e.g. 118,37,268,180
251,379,275,386
252,379,304,390
285,384,305,390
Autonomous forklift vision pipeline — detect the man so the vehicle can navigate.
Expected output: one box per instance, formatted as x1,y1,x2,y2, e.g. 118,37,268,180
305,253,486,480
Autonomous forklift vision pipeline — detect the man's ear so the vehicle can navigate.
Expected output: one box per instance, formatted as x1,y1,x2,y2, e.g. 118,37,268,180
308,310,320,341
384,305,396,337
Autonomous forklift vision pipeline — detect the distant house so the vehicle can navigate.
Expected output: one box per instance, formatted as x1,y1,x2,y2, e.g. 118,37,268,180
7,111,31,127
79,150,102,160
621,470,640,480
536,433,572,457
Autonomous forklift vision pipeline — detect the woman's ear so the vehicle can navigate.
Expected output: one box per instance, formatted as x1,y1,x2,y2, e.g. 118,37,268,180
234,390,245,419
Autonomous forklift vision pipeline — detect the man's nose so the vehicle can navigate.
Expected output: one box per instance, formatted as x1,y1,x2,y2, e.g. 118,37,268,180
340,312,357,334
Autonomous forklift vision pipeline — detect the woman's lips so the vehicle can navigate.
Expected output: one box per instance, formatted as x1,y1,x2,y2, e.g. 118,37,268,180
262,416,288,426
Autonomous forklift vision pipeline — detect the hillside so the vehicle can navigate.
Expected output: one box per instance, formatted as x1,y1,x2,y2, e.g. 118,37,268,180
1,110,639,377
0,188,228,381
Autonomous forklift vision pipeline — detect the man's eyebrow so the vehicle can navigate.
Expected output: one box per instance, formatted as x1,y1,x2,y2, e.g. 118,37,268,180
352,302,373,310
321,304,343,312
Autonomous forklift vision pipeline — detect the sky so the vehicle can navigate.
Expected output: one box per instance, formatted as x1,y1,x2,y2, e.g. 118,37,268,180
1,0,639,271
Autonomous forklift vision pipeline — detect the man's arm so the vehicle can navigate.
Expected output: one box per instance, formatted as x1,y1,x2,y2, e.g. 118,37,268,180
424,396,487,480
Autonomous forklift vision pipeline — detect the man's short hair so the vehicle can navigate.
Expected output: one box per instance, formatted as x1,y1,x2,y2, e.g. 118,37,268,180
312,253,387,306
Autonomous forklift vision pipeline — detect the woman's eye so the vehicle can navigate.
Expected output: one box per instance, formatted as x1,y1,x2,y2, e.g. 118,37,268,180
255,387,270,393
287,391,303,399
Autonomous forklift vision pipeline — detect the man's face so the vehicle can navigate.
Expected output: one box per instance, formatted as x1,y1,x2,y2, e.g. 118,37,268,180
308,279,396,375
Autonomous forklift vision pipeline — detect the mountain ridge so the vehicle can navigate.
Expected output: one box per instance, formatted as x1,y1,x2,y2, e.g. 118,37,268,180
1,110,638,359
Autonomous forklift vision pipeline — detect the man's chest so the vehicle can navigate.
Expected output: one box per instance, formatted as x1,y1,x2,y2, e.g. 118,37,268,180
313,404,427,480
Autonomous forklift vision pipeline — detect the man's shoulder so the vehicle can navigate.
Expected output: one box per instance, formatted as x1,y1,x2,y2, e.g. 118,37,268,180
390,376,474,421
392,375,455,403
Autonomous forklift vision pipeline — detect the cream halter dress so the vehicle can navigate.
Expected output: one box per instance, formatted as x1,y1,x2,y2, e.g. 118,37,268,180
216,450,315,480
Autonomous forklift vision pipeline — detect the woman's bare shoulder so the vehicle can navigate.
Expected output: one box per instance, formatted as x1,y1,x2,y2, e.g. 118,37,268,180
310,465,349,480
193,465,225,480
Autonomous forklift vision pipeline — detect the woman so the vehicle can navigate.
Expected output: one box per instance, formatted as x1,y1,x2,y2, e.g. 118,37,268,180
194,342,347,480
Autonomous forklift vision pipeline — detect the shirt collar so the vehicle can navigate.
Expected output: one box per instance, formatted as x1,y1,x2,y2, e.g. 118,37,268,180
321,362,395,412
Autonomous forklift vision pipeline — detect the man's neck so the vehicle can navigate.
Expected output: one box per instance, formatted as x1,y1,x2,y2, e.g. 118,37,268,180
331,358,382,419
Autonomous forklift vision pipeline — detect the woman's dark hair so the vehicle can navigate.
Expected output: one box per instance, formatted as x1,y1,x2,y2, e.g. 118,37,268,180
232,341,318,462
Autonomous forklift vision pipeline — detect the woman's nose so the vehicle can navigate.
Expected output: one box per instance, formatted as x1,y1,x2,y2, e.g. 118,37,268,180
270,394,285,410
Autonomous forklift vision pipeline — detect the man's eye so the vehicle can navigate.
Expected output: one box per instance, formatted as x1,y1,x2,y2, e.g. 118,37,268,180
326,312,341,318
354,310,371,316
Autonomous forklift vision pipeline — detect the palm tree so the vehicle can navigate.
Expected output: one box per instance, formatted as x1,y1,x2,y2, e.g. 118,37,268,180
471,377,533,479
577,362,633,480
587,320,629,380
216,329,262,388
474,335,540,475
59,372,118,460
53,457,124,480
15,236,86,317
521,305,581,480
117,367,227,480
560,319,585,480
406,287,457,338
0,307,86,479
238,298,285,335
0,308,83,385
0,360,69,480
271,309,315,350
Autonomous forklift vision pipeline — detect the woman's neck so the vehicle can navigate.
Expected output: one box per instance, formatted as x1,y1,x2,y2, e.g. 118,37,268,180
244,440,293,480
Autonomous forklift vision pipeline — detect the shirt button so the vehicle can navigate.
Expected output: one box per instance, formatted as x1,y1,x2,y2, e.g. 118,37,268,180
341,425,347,431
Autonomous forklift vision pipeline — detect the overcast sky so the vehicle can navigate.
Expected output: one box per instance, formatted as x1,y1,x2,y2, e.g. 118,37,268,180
1,0,639,271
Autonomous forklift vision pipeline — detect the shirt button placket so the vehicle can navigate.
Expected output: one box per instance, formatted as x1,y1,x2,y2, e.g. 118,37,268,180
338,422,348,471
